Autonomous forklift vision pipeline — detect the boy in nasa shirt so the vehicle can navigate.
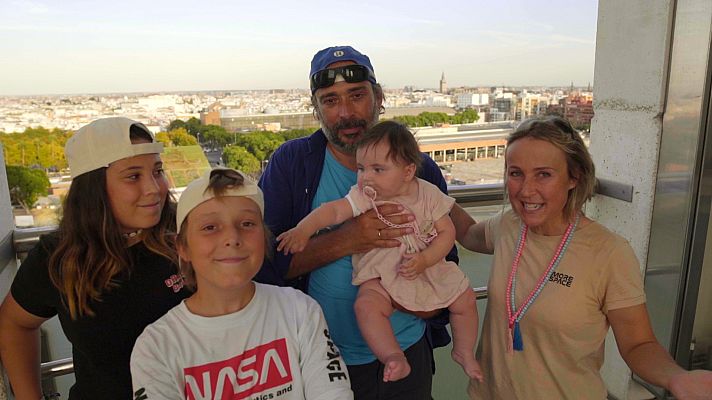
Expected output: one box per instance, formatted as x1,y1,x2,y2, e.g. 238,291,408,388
130,168,352,400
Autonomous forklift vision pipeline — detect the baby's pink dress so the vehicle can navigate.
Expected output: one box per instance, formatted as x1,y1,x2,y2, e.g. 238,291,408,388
347,178,471,311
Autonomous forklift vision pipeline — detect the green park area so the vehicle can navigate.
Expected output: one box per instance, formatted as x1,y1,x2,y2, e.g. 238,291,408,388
162,145,211,188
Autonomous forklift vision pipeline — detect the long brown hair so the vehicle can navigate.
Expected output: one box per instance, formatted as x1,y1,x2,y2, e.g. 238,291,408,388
48,127,177,319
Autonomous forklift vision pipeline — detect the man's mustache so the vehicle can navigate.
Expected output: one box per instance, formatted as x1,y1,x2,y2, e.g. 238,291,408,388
333,118,368,132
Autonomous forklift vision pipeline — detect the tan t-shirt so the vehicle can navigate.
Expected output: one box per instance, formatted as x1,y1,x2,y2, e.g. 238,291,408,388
469,210,646,400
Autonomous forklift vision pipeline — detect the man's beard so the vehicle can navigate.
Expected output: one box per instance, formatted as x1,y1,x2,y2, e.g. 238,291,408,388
320,103,380,155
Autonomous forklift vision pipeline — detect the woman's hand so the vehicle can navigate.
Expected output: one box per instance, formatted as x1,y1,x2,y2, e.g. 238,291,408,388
610,304,712,399
668,370,712,400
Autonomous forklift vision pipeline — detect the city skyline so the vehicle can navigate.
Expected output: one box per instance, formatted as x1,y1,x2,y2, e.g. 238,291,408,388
0,0,598,96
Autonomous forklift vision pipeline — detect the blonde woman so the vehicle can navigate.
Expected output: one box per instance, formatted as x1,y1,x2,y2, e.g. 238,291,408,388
456,116,712,399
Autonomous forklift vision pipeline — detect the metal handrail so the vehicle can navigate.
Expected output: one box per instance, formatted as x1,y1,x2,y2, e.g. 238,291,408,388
32,286,489,381
11,184,500,382
473,286,488,300
449,183,505,207
34,288,490,381
40,357,74,380
11,185,507,257
13,184,504,257
12,225,58,259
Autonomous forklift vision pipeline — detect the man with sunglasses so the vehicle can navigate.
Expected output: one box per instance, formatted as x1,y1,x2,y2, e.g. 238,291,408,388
258,46,456,400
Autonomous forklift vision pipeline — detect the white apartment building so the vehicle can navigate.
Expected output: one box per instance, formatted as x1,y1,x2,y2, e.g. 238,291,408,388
456,93,489,108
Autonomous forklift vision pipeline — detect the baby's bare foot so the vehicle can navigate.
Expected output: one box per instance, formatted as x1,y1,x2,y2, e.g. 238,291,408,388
382,353,411,382
452,349,483,382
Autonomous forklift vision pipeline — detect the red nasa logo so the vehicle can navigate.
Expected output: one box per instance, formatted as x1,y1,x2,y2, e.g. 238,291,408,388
183,339,292,399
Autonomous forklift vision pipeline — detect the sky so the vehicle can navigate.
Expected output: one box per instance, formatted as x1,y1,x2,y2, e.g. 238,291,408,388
0,0,599,95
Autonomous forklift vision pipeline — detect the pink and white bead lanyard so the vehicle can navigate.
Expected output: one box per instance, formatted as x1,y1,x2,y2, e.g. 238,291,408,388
505,213,580,353
363,185,437,244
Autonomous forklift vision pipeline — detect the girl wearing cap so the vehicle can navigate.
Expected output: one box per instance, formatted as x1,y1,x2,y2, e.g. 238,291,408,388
455,116,712,399
0,117,189,400
130,167,353,400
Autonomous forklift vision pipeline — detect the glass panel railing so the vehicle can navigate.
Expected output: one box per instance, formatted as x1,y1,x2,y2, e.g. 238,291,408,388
431,200,501,399
10,183,504,399
14,180,629,398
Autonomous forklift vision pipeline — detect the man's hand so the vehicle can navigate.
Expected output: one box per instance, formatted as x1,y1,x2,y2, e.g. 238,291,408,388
286,204,415,279
341,203,414,254
399,252,427,280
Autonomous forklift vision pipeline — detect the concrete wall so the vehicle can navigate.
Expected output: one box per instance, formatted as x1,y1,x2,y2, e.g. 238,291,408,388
589,1,674,398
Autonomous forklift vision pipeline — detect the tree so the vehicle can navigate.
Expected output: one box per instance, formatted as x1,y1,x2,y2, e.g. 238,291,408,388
158,127,200,147
0,127,71,169
393,115,420,127
279,129,312,141
155,132,171,147
201,125,232,148
454,108,480,124
185,117,202,136
168,128,199,146
392,109,479,127
234,132,284,162
6,165,50,212
222,146,261,174
167,119,187,132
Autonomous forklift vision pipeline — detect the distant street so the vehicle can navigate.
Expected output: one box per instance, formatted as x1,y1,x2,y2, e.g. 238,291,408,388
203,148,222,166
448,158,505,185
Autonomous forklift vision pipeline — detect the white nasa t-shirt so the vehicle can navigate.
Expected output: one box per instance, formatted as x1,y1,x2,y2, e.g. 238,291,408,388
131,283,352,400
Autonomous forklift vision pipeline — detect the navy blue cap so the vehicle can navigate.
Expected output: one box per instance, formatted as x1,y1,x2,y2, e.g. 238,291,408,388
309,46,377,87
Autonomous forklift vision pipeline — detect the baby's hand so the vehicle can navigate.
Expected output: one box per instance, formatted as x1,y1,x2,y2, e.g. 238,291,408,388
276,228,309,255
399,253,427,280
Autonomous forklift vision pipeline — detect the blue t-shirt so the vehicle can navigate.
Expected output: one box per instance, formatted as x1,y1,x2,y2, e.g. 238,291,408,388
307,148,425,365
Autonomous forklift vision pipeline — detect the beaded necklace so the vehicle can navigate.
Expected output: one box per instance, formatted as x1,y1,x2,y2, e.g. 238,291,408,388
363,185,437,245
505,213,580,352
122,229,143,239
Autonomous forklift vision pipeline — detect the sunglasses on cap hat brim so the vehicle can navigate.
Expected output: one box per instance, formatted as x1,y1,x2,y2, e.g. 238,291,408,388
310,64,375,92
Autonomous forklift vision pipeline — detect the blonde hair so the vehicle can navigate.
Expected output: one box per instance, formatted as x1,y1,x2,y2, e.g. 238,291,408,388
506,115,596,220
176,169,273,290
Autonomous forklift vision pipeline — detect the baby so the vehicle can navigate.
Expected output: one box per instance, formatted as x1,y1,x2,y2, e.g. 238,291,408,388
278,121,482,383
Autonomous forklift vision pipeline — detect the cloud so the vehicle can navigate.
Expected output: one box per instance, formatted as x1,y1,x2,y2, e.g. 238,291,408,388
0,23,258,43
397,16,442,26
525,19,555,32
548,34,593,44
478,30,593,48
10,0,49,14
